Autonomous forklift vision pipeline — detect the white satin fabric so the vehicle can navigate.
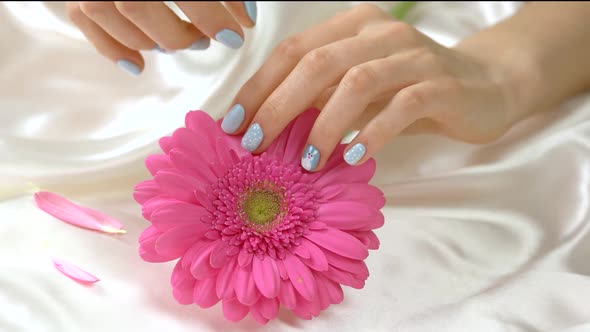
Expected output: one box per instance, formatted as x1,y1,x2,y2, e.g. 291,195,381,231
1,1,590,332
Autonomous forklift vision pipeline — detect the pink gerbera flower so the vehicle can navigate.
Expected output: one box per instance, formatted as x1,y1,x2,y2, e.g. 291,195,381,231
133,108,385,325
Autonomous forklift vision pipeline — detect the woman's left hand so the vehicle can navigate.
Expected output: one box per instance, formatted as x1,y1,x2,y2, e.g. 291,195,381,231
221,3,524,171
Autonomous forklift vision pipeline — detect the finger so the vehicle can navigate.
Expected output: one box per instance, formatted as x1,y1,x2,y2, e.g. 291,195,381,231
79,2,155,50
175,1,244,49
114,2,208,51
221,3,390,137
225,1,257,27
303,48,432,171
66,2,144,76
343,81,442,166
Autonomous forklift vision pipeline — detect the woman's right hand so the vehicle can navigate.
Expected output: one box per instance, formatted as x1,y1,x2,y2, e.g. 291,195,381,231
66,1,257,76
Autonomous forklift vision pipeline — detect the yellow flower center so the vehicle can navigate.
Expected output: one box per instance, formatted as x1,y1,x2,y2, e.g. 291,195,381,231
243,189,282,226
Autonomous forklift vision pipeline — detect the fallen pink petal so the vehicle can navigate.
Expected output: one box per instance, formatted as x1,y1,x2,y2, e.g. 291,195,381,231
34,191,126,234
53,258,100,284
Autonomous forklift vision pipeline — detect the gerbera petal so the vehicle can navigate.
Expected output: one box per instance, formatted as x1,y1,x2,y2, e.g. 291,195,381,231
155,225,207,259
145,154,173,176
216,258,237,299
171,261,195,305
275,259,289,280
53,258,99,284
185,111,220,143
159,136,173,154
299,239,329,272
34,191,125,234
222,297,249,322
168,148,216,185
250,305,270,325
283,254,317,302
133,180,161,204
188,241,218,280
317,201,384,231
324,266,365,289
256,296,279,321
322,249,369,280
151,202,209,231
314,158,376,188
193,277,220,308
155,170,203,204
139,226,176,262
282,108,319,163
278,279,297,310
292,293,321,320
171,128,217,166
237,249,253,268
209,241,230,269
252,256,280,299
141,196,178,220
316,274,343,305
234,267,260,306
348,230,380,250
304,228,368,260
321,183,385,209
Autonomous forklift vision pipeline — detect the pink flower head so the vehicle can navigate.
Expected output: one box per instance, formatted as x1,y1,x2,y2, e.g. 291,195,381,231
134,109,385,324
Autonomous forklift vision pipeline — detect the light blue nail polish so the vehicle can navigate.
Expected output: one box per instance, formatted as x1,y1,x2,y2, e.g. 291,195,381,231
152,45,176,54
344,143,366,165
244,1,257,24
221,104,245,134
241,123,263,151
189,38,210,50
301,144,321,171
117,59,141,77
215,29,244,49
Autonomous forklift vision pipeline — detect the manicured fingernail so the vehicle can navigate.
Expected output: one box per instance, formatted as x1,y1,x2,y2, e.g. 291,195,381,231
152,45,175,54
241,123,263,151
344,143,366,165
244,1,257,24
221,104,245,134
301,144,320,171
215,29,244,49
117,59,141,77
189,38,210,50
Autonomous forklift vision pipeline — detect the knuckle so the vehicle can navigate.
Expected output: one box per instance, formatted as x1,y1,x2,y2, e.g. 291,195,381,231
274,34,305,61
414,47,446,73
65,2,85,24
341,66,377,94
384,21,417,40
79,2,110,19
300,48,332,73
396,87,429,115
114,1,144,18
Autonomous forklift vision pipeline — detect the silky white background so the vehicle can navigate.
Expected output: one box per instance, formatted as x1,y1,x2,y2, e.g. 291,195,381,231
1,1,590,332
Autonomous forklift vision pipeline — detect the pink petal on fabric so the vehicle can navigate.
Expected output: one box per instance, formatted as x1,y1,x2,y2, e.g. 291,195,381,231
283,254,317,302
171,260,196,305
278,279,297,310
324,266,364,289
317,201,384,231
252,257,280,299
282,109,319,164
151,202,209,231
316,274,343,306
155,224,208,259
321,183,385,209
237,249,253,268
304,228,368,260
141,196,178,220
34,191,126,234
193,277,220,308
299,239,328,272
234,267,260,306
172,127,217,166
314,158,376,188
53,258,99,284
185,111,221,144
216,258,237,299
154,170,203,204
139,226,177,262
209,241,230,269
145,154,173,176
133,180,161,205
322,249,369,280
256,297,279,321
159,136,173,154
222,297,250,322
348,230,380,250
